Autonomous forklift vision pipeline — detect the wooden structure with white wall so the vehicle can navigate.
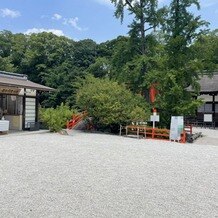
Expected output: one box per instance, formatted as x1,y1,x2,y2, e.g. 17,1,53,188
0,71,53,131
187,73,218,127
197,73,218,127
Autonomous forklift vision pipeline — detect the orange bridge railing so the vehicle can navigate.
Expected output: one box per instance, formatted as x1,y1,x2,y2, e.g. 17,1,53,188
67,111,87,130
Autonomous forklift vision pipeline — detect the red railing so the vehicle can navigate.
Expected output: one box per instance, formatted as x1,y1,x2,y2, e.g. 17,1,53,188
184,125,192,135
150,125,192,143
67,111,87,129
123,125,190,143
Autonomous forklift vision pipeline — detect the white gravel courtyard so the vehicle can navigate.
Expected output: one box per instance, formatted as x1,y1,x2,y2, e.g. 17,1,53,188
0,131,217,217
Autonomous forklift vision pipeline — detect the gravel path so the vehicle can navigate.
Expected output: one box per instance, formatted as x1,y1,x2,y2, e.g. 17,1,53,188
192,127,218,146
0,131,217,217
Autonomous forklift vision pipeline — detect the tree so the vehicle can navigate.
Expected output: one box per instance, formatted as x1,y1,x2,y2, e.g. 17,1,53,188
0,30,15,71
76,75,150,132
165,0,209,69
20,32,76,83
73,39,97,69
110,1,167,94
111,0,166,55
0,56,15,72
88,57,111,78
147,0,208,127
40,103,77,132
0,30,13,58
191,29,218,71
10,33,27,69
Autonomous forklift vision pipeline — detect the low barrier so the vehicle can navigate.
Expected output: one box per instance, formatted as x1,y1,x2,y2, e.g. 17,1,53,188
120,125,191,143
120,125,147,139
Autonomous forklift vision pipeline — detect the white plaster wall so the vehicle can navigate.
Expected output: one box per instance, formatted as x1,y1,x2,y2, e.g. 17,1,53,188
19,88,36,97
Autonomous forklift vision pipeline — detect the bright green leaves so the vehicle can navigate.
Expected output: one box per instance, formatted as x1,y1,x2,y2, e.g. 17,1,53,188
39,103,77,132
76,75,150,129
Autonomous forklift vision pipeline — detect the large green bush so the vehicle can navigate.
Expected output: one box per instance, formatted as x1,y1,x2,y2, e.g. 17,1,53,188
76,75,150,131
40,103,77,132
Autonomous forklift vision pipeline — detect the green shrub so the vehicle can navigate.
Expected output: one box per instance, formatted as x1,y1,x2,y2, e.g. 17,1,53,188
76,75,151,131
40,103,77,132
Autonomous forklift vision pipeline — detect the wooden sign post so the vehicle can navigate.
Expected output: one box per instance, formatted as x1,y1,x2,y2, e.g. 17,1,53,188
150,111,160,129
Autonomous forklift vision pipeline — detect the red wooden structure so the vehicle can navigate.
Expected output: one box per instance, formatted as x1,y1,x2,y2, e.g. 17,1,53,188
149,84,158,103
121,125,193,143
67,111,87,130
150,83,158,113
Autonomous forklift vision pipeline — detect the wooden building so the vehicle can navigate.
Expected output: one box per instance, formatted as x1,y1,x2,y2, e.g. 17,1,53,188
197,73,218,126
0,71,53,131
187,73,218,127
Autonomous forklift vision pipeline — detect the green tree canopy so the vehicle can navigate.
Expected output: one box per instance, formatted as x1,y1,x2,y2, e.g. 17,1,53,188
111,0,167,55
146,0,209,127
76,75,150,131
191,29,218,71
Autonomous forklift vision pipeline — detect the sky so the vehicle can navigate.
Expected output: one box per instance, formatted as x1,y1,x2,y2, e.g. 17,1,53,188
0,0,218,43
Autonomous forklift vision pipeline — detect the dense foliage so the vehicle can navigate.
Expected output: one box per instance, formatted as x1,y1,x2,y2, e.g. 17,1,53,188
0,0,218,128
111,0,217,127
39,103,77,132
145,0,213,127
76,75,150,131
0,31,97,107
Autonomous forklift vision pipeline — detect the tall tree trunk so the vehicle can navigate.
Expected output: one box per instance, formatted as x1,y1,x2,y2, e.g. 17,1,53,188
140,0,146,55
174,0,180,38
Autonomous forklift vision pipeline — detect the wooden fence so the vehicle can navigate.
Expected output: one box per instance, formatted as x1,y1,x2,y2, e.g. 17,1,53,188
120,125,191,143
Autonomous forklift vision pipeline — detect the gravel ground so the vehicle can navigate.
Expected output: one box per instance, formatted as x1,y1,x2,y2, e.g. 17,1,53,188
192,127,218,146
0,131,217,218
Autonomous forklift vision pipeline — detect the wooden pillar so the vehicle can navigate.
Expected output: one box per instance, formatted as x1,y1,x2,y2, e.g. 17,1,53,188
212,94,215,126
35,91,39,123
22,88,26,130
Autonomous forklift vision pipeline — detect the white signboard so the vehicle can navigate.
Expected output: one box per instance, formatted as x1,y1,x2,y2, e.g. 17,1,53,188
204,114,212,122
0,120,9,132
150,115,160,122
150,112,160,129
170,116,184,141
178,116,184,135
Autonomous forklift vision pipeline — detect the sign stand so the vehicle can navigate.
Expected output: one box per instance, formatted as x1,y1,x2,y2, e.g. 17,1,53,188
170,116,184,141
150,111,160,129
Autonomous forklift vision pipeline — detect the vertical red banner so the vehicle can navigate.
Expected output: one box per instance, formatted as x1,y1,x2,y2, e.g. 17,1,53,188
149,84,157,103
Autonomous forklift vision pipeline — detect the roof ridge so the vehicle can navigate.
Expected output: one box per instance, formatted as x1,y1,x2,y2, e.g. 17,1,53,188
0,71,27,80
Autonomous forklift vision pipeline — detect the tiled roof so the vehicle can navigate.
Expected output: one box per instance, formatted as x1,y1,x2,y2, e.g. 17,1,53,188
0,71,54,91
198,73,218,94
